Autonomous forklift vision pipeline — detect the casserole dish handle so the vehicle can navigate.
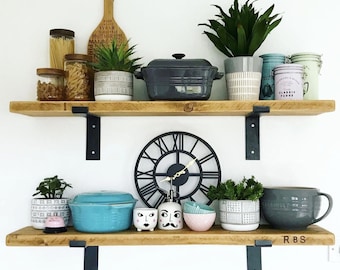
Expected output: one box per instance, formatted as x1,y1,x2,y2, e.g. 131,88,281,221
134,70,143,80
215,72,224,80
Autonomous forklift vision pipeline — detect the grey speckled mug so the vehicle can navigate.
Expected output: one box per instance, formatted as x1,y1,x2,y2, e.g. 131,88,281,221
260,187,333,230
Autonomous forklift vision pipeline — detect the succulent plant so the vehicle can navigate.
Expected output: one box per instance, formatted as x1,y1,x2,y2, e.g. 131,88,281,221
199,0,282,57
91,39,142,72
32,175,72,199
207,176,263,200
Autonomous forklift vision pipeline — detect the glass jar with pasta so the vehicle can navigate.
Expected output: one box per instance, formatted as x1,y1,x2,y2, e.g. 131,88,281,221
64,54,94,101
36,68,65,101
50,29,75,70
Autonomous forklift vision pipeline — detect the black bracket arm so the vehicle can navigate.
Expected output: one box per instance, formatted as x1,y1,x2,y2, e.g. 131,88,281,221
72,106,101,160
246,240,272,270
70,240,99,270
245,106,270,160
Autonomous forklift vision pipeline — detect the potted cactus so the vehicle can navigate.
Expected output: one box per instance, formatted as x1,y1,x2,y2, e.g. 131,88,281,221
199,0,282,100
207,176,263,231
31,175,72,229
91,39,142,101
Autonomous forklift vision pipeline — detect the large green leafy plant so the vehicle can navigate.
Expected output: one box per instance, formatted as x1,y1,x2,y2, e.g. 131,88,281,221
199,0,282,57
33,175,72,199
207,176,263,200
91,39,142,72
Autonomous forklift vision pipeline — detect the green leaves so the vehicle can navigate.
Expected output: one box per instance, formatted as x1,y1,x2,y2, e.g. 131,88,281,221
199,0,282,57
91,39,142,72
207,176,263,201
32,175,72,199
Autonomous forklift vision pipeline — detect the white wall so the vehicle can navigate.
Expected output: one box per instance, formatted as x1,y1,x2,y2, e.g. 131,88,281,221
1,0,339,269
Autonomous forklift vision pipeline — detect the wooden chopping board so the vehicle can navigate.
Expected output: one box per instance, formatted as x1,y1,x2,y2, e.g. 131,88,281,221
87,0,128,62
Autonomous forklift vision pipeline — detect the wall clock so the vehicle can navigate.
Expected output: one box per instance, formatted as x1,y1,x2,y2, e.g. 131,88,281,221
134,131,221,208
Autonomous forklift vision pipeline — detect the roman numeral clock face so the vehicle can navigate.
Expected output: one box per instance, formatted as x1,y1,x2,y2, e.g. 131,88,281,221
134,131,221,208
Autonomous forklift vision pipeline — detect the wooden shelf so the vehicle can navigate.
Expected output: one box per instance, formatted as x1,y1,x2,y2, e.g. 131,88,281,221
6,225,334,247
9,100,335,117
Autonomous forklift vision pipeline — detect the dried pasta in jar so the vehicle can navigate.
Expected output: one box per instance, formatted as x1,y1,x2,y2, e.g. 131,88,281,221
50,29,74,70
36,68,65,101
64,54,94,101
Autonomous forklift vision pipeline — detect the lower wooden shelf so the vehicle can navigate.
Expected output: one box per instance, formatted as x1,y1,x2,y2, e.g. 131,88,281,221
6,225,334,270
6,225,334,247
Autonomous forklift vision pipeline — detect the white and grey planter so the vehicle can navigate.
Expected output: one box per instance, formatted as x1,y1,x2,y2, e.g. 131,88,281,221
224,56,263,100
94,70,133,101
31,198,70,229
219,199,260,231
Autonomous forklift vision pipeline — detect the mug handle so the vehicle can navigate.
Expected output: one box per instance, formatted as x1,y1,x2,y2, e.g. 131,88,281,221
312,192,333,224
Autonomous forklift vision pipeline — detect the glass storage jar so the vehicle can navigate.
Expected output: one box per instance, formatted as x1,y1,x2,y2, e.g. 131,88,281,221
36,68,65,101
64,54,94,101
50,28,75,70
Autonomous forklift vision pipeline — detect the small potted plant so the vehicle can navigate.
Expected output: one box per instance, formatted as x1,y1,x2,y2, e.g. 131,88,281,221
207,176,263,231
31,175,72,229
199,0,282,100
91,39,142,101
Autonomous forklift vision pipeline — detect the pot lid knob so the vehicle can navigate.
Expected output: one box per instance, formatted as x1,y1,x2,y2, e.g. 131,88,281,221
172,53,185,59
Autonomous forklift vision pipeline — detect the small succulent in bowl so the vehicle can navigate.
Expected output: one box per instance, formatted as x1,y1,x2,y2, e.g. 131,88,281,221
33,175,72,199
207,175,263,201
90,39,142,73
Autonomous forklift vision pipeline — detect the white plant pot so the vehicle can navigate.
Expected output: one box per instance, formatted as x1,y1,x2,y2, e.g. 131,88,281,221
31,198,70,229
219,199,260,231
94,70,133,101
224,56,263,100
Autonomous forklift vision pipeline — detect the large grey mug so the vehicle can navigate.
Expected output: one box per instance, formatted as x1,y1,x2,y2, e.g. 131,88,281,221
260,186,333,230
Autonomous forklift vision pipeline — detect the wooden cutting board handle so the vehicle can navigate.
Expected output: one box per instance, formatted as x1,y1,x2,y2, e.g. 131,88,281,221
103,0,113,20
87,0,128,62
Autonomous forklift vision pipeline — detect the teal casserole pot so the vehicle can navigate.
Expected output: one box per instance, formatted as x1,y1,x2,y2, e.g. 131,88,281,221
69,191,137,233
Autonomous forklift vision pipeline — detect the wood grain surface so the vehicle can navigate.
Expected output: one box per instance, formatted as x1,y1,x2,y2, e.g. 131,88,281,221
9,100,336,117
6,225,334,247
87,0,128,62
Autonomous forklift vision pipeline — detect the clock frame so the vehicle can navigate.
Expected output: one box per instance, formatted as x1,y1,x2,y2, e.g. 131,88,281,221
134,131,221,208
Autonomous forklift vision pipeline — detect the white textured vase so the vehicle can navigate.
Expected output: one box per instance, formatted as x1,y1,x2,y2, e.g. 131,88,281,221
224,56,263,100
94,70,133,100
219,199,260,231
31,198,70,229
226,72,262,100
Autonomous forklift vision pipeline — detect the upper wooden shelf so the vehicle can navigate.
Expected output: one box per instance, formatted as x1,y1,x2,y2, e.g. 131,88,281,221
9,100,335,117
6,225,334,247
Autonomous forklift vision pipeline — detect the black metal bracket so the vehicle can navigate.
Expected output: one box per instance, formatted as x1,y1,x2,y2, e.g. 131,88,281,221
72,106,101,160
245,106,270,160
67,238,272,270
246,240,272,270
70,241,99,270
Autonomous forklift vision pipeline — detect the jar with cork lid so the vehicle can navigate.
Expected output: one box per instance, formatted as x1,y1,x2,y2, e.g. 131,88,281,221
36,68,65,101
64,53,94,101
50,29,75,70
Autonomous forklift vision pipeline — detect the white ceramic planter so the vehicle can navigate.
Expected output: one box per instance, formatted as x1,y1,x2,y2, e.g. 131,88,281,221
31,198,70,229
133,208,158,232
224,56,263,100
94,70,133,101
219,199,260,231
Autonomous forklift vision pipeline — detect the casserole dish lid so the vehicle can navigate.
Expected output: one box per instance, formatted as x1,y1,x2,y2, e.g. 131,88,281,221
146,53,213,68
71,191,136,204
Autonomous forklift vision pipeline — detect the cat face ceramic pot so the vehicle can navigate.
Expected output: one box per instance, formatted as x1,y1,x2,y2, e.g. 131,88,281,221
133,208,158,232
